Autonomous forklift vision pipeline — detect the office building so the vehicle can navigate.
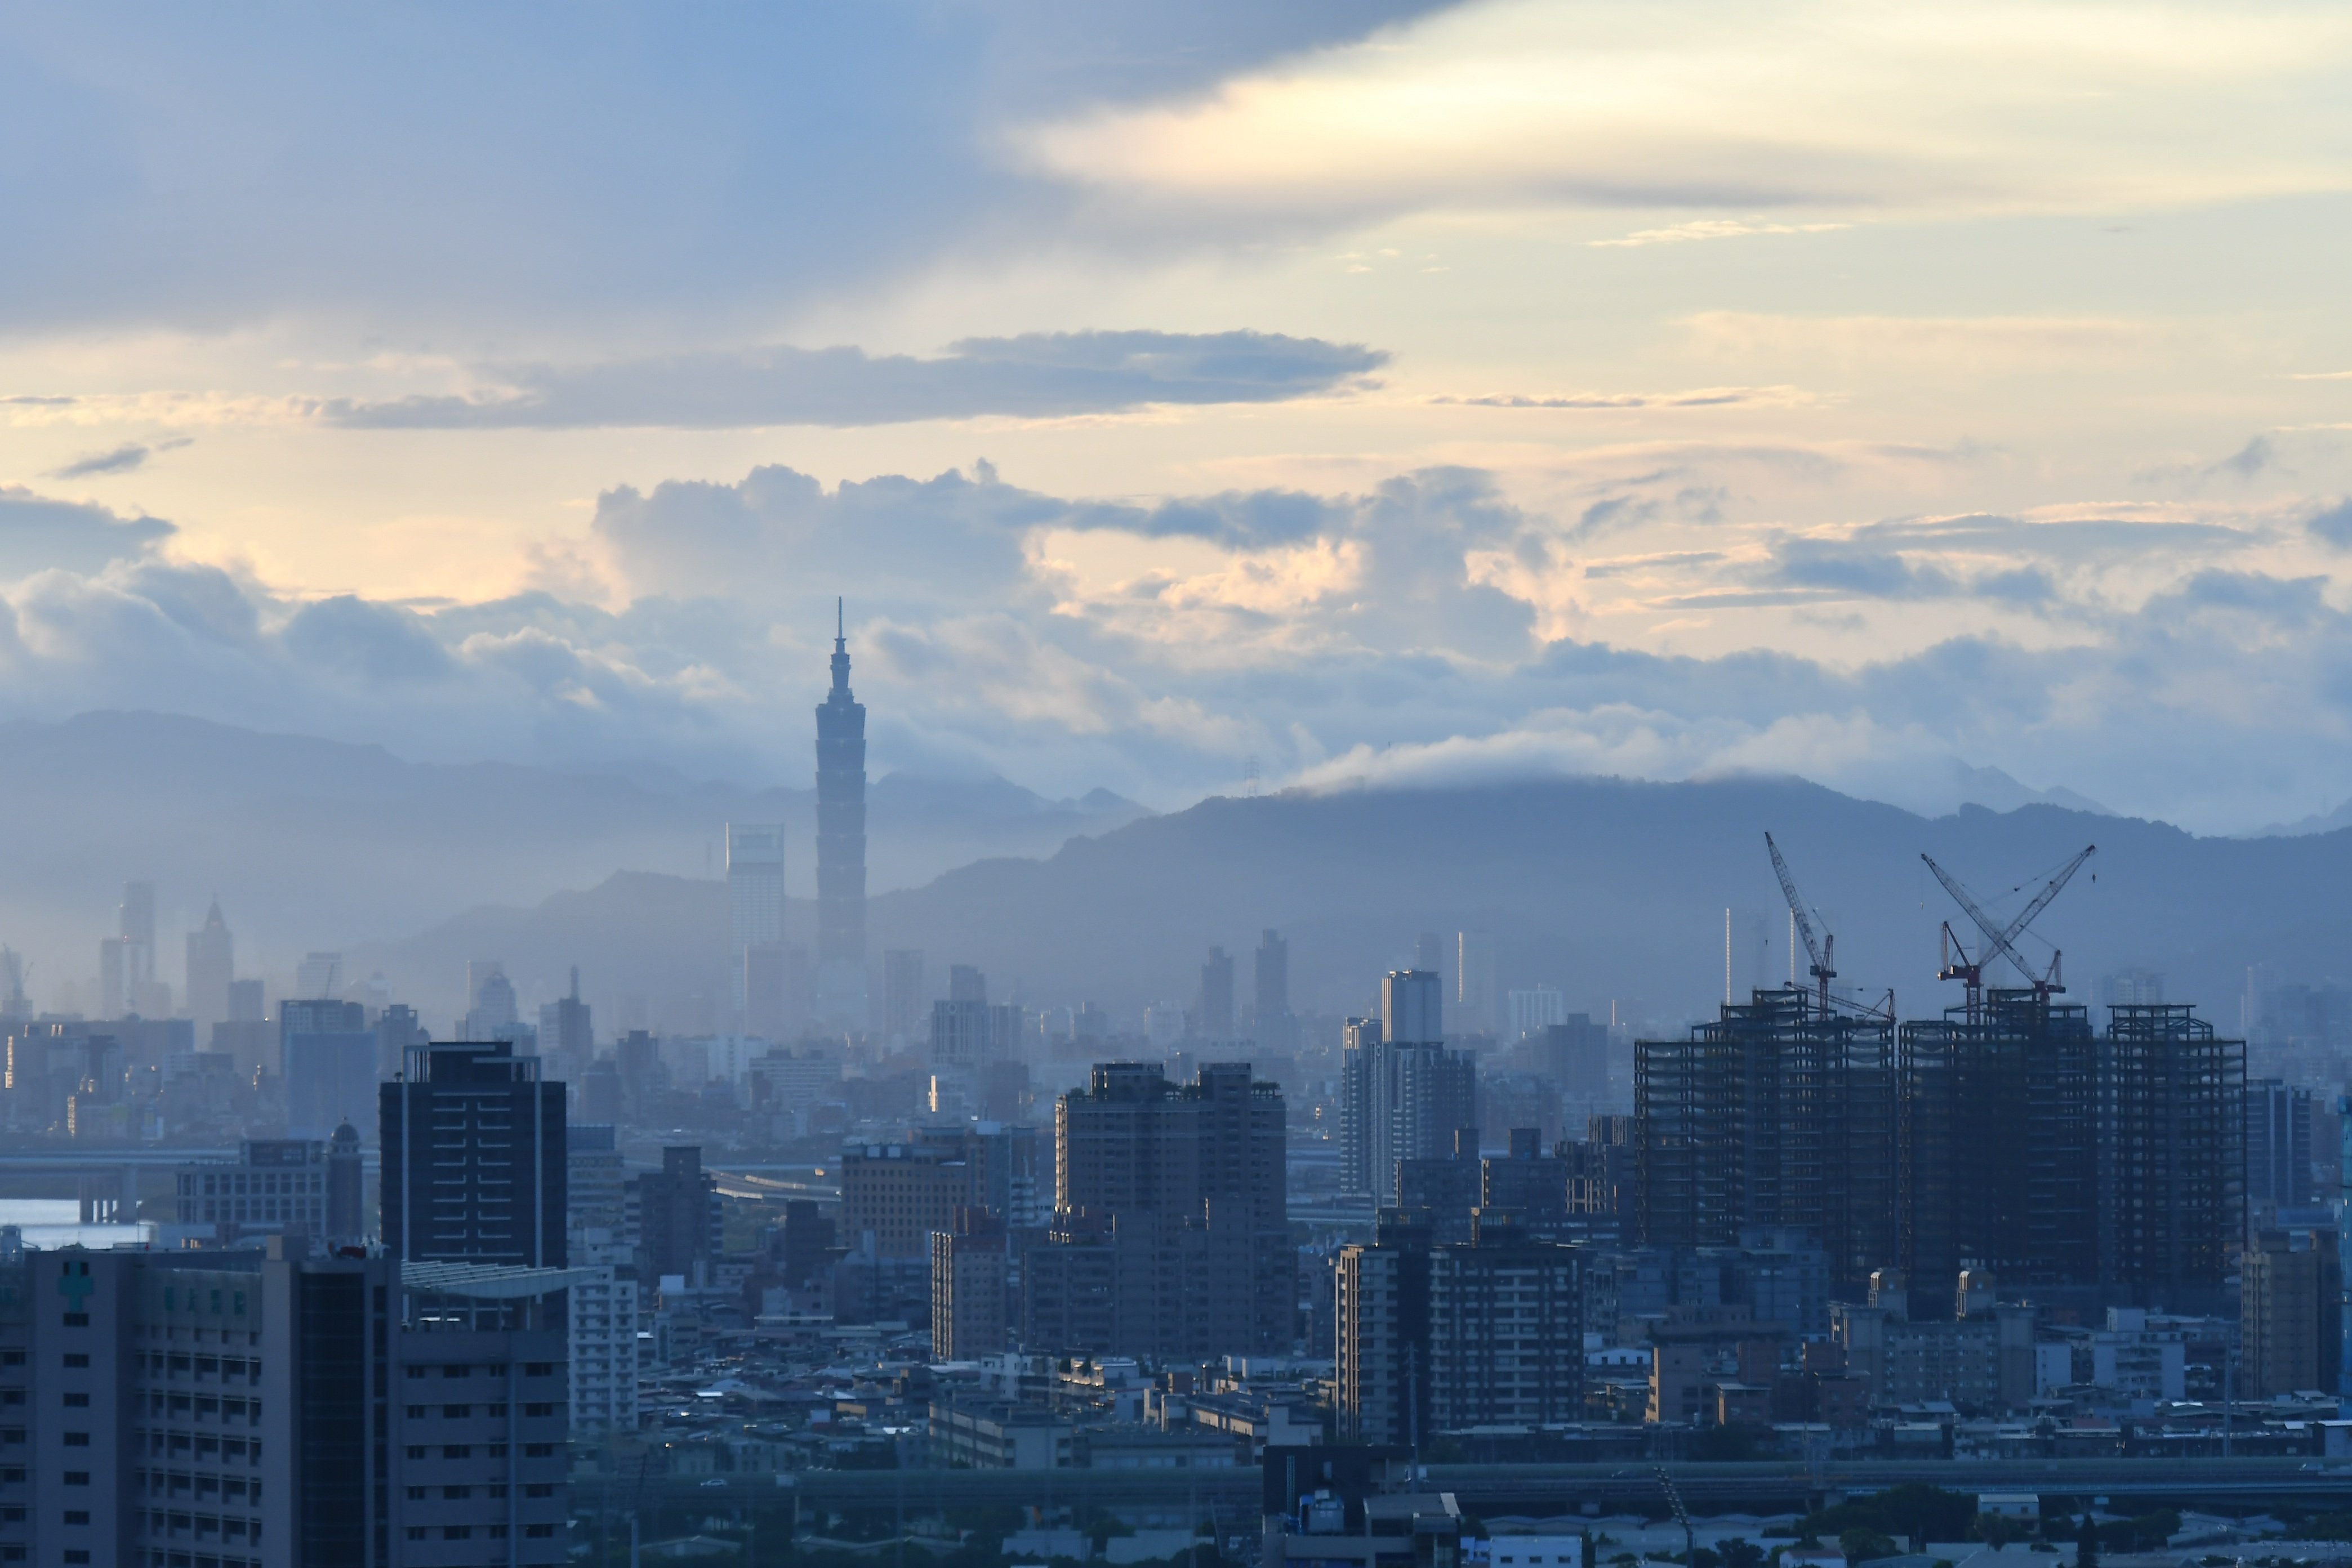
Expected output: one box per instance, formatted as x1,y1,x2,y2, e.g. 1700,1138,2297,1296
1024,1061,1289,1357
0,1246,574,1567
376,1002,428,1081
2248,1078,2316,1210
1482,1127,1571,1239
1335,1210,1434,1445
1338,972,1477,1200
1427,1211,1582,1428
0,947,25,1022
1253,929,1294,1048
174,1137,344,1245
1456,931,1498,1035
462,960,517,1040
296,950,342,1002
813,603,869,1030
567,1122,627,1234
882,950,926,1043
630,1145,721,1282
281,997,376,1141
1564,1113,1634,1241
1831,1279,2036,1412
327,1120,363,1239
2242,1226,2342,1397
381,1037,568,1267
538,968,594,1079
932,987,992,1067
931,1207,1010,1358
119,879,158,1001
99,934,133,1020
1199,946,1235,1036
1508,986,1566,1041
725,819,786,1026
186,899,235,1031
2101,1003,2245,1298
1640,987,1899,1294
840,1134,979,1258
1396,1129,1483,1244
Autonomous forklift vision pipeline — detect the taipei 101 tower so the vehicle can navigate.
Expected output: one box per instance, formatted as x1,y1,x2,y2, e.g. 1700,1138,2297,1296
812,599,870,1030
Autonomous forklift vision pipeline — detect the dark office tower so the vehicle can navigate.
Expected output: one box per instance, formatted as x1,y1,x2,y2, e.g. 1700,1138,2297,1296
1199,945,1235,1036
2243,1225,2342,1396
1428,1211,1582,1428
1340,970,1477,1201
1638,987,1898,1294
933,965,991,1067
2101,1002,2245,1298
883,949,926,1041
1335,1209,1433,1444
380,1037,567,1266
2248,1078,2316,1210
185,897,234,1030
632,1145,721,1281
326,1119,364,1239
544,966,595,1075
813,599,869,1027
1900,990,2098,1300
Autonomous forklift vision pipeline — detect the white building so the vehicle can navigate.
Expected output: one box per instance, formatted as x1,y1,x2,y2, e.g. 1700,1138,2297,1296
1508,987,1567,1040
568,1227,641,1434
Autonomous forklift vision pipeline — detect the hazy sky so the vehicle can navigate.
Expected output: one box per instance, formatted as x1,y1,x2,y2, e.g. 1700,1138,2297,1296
5,1,2351,831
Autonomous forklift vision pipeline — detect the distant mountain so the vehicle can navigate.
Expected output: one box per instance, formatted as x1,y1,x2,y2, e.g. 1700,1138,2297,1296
2252,797,2352,839
350,773,2329,1034
0,710,1147,1000
1816,755,2114,819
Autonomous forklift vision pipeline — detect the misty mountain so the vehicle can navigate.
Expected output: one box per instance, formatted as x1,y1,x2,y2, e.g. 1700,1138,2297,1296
0,710,1146,996
349,773,2336,1035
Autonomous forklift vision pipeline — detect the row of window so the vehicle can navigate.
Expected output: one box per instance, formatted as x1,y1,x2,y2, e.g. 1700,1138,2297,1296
403,1402,559,1418
401,1441,558,1460
138,1512,261,1544
399,1482,556,1500
402,1361,556,1378
140,1352,258,1380
404,1523,558,1540
145,1394,262,1423
135,1471,262,1504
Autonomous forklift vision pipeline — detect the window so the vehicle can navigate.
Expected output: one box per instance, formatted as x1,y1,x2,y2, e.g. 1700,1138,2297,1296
406,1527,426,1542
524,1361,554,1377
443,1526,473,1540
405,1365,426,1379
523,1442,554,1458
442,1365,470,1379
61,1393,86,1407
527,1523,557,1539
442,1485,471,1500
63,1472,87,1485
441,1445,470,1460
404,1405,425,1419
61,1553,87,1566
62,1315,86,1328
61,1433,87,1447
0,1508,17,1522
406,1486,425,1500
524,1482,554,1498
442,1405,471,1419
0,1354,16,1367
60,1354,87,1369
524,1402,554,1417
62,1511,87,1525
404,1446,426,1460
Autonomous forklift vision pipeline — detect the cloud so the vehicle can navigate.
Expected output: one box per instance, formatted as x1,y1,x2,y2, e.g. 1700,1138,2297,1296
0,489,175,578
1590,218,1851,248
318,331,1386,430
2308,497,2352,547
47,438,191,479
1433,386,1815,410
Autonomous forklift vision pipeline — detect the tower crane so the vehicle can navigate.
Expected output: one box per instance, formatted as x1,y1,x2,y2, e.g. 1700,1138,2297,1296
1920,844,2096,1020
1765,832,1893,1022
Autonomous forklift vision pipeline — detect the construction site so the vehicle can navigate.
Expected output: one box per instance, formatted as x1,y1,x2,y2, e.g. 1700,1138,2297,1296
1636,836,2248,1317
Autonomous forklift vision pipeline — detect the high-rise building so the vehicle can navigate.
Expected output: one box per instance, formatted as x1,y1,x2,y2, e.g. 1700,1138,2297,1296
1640,987,1899,1295
327,1120,364,1240
631,1144,722,1282
932,1206,1009,1358
1509,986,1566,1040
1428,1211,1582,1428
568,1223,640,1435
381,1037,567,1267
185,898,234,1029
1335,1209,1433,1445
883,949,926,1042
0,1247,574,1567
539,966,594,1077
462,959,518,1039
727,821,786,1026
296,950,342,1000
376,1001,428,1080
1337,972,1476,1201
840,1134,978,1258
1252,928,1295,1049
813,600,869,1030
98,933,132,1018
566,1122,627,1234
2243,1226,2342,1397
1024,1061,1290,1357
2100,1003,2245,1298
227,977,265,1023
0,947,26,1021
119,879,156,987
282,997,376,1141
1534,1014,1610,1099
1198,945,1235,1036
2248,1078,2316,1210
1456,930,1498,1035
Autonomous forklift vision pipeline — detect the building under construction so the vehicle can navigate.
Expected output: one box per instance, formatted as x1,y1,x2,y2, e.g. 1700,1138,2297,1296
1635,986,1899,1294
2101,1002,2246,1304
1900,989,2100,1301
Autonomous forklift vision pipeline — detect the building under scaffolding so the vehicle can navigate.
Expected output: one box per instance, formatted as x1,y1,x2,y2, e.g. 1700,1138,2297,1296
2101,1002,2246,1302
1635,986,1898,1293
1900,989,2100,1302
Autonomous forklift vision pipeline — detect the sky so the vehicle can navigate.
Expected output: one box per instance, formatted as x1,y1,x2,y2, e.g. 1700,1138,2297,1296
4,1,2352,833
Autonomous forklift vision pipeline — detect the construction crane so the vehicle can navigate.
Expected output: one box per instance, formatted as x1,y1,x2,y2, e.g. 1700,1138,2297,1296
1654,1467,1695,1564
1765,832,1892,1022
1920,844,2097,1019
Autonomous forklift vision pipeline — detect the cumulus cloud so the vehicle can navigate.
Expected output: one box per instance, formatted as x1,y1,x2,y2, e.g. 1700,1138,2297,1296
48,439,189,479
320,331,1387,430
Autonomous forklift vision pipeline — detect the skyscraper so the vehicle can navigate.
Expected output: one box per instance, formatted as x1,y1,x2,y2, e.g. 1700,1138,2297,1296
1338,970,1476,1201
883,948,926,1042
1252,928,1293,1048
297,949,342,1000
186,897,234,1029
727,821,785,1025
1457,929,1497,1034
281,997,376,1141
463,959,517,1039
1198,945,1235,1036
380,1037,567,1266
814,600,869,1030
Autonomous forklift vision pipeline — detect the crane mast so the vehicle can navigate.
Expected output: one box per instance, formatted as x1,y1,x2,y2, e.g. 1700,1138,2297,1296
1921,844,2097,1021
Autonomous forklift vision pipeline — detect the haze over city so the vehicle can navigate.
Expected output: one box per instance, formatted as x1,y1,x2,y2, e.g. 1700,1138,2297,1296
3,7,2352,1567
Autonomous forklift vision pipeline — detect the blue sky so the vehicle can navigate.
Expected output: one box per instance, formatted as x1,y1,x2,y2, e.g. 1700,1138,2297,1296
3,1,2352,830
